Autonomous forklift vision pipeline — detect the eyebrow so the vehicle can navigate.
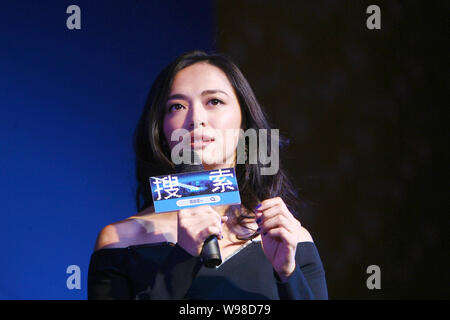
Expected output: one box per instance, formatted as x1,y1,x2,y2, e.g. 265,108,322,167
167,89,229,101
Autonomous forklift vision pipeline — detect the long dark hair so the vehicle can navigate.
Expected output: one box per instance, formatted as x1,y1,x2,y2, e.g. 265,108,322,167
133,50,301,237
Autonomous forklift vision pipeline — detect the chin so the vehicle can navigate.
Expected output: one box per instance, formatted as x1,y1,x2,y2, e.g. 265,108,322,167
202,158,236,170
197,147,236,169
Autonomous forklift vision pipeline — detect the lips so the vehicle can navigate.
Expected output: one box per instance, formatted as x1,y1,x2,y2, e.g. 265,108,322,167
190,132,215,148
190,140,213,149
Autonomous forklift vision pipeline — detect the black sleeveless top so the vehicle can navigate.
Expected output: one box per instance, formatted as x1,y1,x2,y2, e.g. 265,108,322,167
88,240,328,300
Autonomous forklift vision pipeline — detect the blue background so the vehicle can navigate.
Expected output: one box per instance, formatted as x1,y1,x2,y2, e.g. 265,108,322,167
0,1,213,299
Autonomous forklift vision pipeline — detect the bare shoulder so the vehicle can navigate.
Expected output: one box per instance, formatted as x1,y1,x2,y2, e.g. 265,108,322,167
298,226,314,243
93,207,177,251
94,224,120,251
93,219,138,251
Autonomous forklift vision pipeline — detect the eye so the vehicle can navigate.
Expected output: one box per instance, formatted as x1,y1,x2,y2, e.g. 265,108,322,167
168,103,185,112
208,98,224,106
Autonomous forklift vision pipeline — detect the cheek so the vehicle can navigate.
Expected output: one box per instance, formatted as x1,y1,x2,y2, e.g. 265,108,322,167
162,118,176,148
215,107,242,129
163,117,190,150
215,117,242,151
215,107,241,147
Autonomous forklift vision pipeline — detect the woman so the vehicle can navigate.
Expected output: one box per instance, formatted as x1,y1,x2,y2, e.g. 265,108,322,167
88,50,328,299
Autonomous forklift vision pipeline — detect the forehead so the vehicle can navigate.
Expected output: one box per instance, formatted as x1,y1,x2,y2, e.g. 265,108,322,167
170,62,233,94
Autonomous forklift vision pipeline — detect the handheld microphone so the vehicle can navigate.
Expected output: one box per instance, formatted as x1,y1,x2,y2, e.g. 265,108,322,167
175,150,222,268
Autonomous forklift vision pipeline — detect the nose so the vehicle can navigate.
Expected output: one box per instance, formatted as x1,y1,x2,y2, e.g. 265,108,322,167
188,103,207,129
190,120,205,129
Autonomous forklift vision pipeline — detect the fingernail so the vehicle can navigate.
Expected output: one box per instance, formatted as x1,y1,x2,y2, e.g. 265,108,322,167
255,203,262,210
256,217,261,224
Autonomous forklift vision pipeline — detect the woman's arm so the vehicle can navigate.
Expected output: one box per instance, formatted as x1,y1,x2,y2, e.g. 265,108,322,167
135,244,203,299
255,197,328,299
136,205,226,299
274,241,328,300
88,249,133,300
88,229,203,300
90,207,223,300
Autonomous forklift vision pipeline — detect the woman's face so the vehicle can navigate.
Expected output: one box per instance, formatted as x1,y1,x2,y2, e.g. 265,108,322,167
163,62,242,170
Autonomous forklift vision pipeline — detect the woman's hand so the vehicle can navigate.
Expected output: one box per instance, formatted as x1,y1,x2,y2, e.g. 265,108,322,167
177,205,228,257
255,197,302,281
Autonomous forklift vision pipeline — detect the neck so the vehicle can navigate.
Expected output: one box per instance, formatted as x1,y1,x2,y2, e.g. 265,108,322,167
202,163,235,171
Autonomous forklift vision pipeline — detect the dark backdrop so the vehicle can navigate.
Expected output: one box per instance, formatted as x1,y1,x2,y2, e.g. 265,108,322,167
215,0,449,299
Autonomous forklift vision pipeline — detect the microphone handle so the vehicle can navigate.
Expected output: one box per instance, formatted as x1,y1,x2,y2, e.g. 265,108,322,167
174,150,222,268
200,235,222,268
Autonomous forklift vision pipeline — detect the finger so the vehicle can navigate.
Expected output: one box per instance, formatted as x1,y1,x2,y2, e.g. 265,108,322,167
258,214,296,235
256,205,300,229
255,197,292,218
255,197,287,216
189,205,222,223
264,226,297,245
203,205,222,222
205,207,223,228
183,205,213,215
194,210,224,233
200,225,223,241
179,207,223,233
256,205,283,221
